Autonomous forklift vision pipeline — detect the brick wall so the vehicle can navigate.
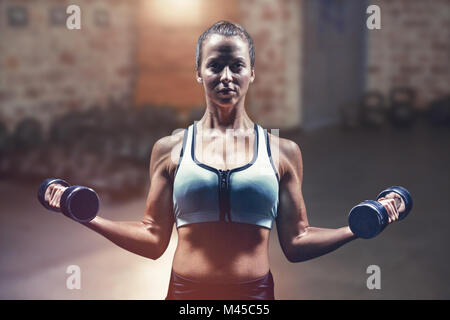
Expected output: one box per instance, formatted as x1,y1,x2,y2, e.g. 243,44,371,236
135,0,240,111
2,0,448,133
366,0,450,109
135,0,303,129
0,0,137,131
240,0,302,129
1,0,303,131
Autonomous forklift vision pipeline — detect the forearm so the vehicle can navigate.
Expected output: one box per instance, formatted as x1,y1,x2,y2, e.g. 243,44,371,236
288,226,357,262
81,216,165,260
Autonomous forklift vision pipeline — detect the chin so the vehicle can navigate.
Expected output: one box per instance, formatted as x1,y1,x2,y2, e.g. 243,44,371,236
216,100,236,108
210,96,235,107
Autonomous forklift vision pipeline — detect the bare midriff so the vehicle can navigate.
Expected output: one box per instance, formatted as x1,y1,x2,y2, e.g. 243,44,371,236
172,222,271,284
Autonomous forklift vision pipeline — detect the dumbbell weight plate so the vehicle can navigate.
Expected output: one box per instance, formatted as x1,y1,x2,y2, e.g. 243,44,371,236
60,186,99,223
348,200,389,239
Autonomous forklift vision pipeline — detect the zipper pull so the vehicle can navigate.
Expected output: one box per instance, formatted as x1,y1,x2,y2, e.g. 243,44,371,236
219,169,227,189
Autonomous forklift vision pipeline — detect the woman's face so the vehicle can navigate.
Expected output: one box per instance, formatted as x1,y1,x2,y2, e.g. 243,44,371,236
197,34,255,108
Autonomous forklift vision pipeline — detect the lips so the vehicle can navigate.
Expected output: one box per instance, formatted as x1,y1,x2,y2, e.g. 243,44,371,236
218,88,235,94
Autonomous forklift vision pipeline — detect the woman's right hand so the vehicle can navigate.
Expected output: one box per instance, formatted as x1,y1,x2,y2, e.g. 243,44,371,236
378,192,405,224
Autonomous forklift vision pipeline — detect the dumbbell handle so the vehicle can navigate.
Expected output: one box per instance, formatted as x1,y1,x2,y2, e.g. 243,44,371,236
377,186,413,218
38,178,70,212
378,195,403,212
393,197,402,211
45,183,68,207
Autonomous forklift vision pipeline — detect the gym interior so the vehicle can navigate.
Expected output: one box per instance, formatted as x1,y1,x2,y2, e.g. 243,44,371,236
0,0,449,299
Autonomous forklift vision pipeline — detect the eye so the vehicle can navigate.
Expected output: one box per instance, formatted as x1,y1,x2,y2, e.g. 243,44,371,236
208,62,221,72
232,62,245,72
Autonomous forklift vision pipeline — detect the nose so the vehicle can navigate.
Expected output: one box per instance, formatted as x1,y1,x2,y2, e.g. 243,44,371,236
220,66,233,83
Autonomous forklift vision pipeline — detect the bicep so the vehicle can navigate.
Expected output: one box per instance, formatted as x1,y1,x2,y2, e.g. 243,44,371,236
276,141,310,254
142,140,176,247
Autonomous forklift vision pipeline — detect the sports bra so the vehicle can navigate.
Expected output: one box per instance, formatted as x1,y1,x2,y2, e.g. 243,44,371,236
173,121,279,229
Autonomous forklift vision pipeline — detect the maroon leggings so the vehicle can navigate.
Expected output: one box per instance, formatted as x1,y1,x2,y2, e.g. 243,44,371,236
165,270,275,300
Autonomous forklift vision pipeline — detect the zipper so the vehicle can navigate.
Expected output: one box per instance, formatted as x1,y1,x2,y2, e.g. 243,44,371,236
218,169,231,222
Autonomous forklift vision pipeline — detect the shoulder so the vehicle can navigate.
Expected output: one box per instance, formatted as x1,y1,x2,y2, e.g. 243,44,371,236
152,129,186,156
149,128,187,178
266,132,302,181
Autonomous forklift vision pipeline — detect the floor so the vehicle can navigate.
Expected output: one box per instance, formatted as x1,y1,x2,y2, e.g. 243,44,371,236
1,122,449,299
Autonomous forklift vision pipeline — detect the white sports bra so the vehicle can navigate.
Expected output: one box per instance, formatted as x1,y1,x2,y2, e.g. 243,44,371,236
173,122,279,229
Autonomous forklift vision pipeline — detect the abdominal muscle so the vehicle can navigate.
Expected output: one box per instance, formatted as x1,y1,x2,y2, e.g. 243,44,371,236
171,222,271,284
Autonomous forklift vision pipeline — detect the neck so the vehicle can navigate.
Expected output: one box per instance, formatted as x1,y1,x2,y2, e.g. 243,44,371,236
199,97,253,132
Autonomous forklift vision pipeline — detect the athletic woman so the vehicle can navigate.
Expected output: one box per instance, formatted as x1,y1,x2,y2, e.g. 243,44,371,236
45,21,401,300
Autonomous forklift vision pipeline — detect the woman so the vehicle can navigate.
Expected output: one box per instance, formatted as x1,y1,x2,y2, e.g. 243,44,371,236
46,21,401,300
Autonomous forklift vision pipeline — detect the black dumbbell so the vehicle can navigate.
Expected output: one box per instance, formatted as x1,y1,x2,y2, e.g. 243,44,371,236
348,186,413,239
37,178,99,223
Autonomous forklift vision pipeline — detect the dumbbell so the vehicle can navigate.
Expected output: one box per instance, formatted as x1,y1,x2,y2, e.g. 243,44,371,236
37,178,99,223
348,186,413,239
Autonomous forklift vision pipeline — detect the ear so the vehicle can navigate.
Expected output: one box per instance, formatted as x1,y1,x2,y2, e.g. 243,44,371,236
250,68,255,83
196,70,202,83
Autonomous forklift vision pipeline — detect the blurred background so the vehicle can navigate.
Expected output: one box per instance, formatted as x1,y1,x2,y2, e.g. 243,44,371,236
0,0,449,299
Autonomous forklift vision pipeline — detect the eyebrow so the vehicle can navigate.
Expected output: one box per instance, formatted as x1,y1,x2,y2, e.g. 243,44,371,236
205,56,247,64
233,57,246,63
